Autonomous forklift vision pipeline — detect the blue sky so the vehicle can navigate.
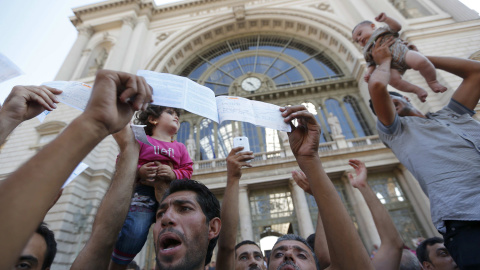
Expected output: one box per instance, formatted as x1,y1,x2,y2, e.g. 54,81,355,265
0,0,478,103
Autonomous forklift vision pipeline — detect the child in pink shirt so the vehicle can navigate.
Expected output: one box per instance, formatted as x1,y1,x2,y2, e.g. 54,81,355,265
111,105,193,267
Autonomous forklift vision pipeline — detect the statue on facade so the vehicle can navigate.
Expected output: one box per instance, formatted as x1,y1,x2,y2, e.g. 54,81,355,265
327,112,343,137
186,134,196,160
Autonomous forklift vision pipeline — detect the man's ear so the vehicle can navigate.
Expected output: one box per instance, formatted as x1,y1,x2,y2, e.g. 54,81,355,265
422,261,433,270
208,217,221,240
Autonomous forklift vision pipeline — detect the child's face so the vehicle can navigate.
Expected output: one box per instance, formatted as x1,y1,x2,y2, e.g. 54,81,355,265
153,108,180,135
352,24,375,47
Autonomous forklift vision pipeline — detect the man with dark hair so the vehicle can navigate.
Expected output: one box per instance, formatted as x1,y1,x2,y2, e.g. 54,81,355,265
268,234,319,270
153,179,221,270
14,223,57,270
368,37,480,269
416,237,458,270
234,240,266,270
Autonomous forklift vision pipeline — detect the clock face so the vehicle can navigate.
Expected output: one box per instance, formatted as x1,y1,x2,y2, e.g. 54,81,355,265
241,77,261,91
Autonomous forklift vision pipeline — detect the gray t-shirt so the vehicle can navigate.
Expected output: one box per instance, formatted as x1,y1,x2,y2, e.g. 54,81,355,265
377,99,480,233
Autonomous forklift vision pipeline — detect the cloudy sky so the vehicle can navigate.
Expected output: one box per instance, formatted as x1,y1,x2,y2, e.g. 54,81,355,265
0,0,478,102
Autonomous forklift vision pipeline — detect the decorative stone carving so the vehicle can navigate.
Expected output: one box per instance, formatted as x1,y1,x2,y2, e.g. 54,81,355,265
186,134,196,160
122,16,136,28
77,26,93,37
233,5,245,21
327,112,343,137
155,33,169,45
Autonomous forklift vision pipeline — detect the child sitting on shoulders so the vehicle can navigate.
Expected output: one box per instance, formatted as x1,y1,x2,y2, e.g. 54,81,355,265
352,12,447,102
110,105,193,268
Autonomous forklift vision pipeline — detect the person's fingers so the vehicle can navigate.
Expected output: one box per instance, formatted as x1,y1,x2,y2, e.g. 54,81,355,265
139,77,152,111
132,76,146,111
25,87,57,110
118,73,138,105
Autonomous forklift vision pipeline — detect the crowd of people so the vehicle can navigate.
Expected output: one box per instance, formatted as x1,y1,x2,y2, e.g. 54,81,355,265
1,13,479,270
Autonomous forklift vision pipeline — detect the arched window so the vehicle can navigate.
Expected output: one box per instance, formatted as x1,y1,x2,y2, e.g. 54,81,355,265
217,121,234,159
325,99,354,139
343,96,372,136
181,35,343,95
302,102,327,143
242,122,263,153
199,119,215,160
176,121,190,145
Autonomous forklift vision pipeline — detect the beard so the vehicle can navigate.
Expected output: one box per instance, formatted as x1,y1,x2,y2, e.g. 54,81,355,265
276,261,301,270
155,227,208,270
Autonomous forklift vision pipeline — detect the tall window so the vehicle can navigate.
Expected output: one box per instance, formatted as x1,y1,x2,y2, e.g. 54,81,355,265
176,121,190,144
369,174,426,248
344,96,372,136
199,119,215,160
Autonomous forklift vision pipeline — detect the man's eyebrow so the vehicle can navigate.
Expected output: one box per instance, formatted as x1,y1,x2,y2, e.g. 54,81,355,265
237,251,248,258
18,255,38,263
272,245,287,253
293,245,310,254
159,199,196,210
253,251,263,257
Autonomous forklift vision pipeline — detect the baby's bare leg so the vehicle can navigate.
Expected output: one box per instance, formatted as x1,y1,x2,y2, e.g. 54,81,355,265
389,69,428,102
153,179,173,202
405,51,447,93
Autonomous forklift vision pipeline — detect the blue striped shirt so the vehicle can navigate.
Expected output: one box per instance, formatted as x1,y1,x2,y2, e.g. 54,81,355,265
377,99,480,233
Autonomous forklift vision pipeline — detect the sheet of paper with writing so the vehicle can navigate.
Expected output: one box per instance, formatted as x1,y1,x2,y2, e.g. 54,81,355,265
137,70,219,122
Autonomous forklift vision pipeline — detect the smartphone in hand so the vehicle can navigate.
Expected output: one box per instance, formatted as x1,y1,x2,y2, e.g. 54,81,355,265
233,136,250,152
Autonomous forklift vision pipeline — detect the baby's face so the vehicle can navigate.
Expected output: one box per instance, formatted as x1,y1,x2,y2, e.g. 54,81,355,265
352,24,375,47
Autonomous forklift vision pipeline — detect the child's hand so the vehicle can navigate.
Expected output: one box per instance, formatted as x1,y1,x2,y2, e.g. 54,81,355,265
138,162,160,181
375,12,387,22
364,73,371,82
347,159,368,189
156,164,176,181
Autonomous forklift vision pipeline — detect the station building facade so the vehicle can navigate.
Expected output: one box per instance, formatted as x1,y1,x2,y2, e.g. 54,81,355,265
0,0,479,268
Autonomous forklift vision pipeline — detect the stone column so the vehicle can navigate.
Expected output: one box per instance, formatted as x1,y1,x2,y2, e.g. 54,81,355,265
70,48,92,80
238,185,254,241
105,16,135,70
122,15,150,72
394,166,440,237
341,174,380,250
55,26,93,81
289,178,315,238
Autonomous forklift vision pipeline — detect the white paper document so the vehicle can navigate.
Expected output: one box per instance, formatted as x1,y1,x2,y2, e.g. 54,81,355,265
62,162,89,188
131,124,154,146
0,53,23,83
37,81,93,122
137,70,290,132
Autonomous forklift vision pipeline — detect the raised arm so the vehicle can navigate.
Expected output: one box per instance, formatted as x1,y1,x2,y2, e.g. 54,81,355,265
348,159,404,270
0,70,152,270
281,105,373,270
0,85,61,145
427,56,480,110
216,147,254,270
368,37,397,126
71,125,139,269
292,170,331,269
375,12,401,33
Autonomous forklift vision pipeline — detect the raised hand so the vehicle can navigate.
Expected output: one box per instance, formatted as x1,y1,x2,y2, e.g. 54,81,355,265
347,159,368,189
280,105,321,158
226,146,253,179
81,70,152,136
375,12,387,22
292,170,312,195
0,85,61,123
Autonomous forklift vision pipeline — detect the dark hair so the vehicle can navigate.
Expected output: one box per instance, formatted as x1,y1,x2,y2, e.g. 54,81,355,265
134,105,181,136
306,233,315,250
161,179,220,266
270,234,320,270
352,20,373,35
235,240,263,258
37,222,57,270
369,91,404,115
400,249,422,270
416,237,444,264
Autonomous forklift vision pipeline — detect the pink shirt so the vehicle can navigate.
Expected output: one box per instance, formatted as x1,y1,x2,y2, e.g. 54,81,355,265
138,136,193,180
